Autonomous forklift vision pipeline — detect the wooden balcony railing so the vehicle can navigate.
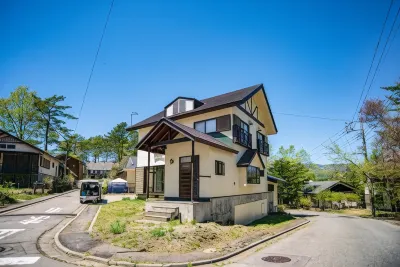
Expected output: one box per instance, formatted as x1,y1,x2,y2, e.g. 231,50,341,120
233,124,252,148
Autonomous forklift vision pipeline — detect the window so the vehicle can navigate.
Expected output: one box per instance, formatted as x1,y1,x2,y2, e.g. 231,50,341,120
7,144,16,149
268,184,275,191
194,115,231,133
40,157,50,169
257,132,269,156
215,160,225,175
247,166,260,184
260,169,265,177
0,144,6,149
52,162,55,168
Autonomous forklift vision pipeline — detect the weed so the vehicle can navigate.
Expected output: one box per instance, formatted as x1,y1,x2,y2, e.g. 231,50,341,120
83,251,91,256
110,220,126,234
190,219,197,225
168,219,181,227
150,227,166,237
122,197,131,201
187,262,193,267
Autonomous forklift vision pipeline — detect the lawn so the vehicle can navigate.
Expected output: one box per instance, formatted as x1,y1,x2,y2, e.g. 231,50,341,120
92,199,297,254
326,208,372,217
0,188,49,205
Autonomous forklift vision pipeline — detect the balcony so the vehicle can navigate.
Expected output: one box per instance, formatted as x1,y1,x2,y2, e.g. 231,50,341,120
257,139,269,156
233,124,252,148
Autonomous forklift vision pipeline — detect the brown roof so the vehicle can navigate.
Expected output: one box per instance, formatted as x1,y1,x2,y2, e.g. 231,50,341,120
237,149,265,168
127,84,277,131
136,117,238,154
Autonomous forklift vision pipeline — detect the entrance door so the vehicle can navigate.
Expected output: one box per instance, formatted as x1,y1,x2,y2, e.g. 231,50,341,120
179,156,199,199
154,166,164,193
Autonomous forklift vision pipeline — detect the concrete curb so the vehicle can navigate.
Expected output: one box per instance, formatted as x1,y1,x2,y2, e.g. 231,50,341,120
0,189,78,215
53,209,310,267
88,205,102,233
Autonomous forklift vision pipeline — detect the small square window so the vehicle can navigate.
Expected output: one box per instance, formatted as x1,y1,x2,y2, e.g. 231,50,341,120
194,121,206,133
215,160,225,175
0,144,6,149
7,144,16,149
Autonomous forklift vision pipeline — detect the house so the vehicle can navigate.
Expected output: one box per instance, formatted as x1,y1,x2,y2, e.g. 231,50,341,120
303,180,357,208
127,84,280,225
116,156,137,192
86,162,114,179
0,129,61,187
56,154,86,180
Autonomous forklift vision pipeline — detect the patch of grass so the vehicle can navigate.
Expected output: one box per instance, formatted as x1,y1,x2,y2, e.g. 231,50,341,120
326,208,372,217
110,220,126,234
168,219,181,227
122,197,131,201
249,214,295,228
190,219,197,225
150,227,167,237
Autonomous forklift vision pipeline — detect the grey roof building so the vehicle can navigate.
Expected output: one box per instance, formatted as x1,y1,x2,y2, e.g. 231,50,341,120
304,181,355,194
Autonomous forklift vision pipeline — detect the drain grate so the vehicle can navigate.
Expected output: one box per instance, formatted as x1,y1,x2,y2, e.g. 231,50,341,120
262,256,291,263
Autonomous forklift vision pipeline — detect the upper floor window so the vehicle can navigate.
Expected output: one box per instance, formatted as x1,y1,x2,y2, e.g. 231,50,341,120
0,144,6,149
257,132,269,156
40,157,50,169
232,114,252,148
194,115,231,133
165,97,202,117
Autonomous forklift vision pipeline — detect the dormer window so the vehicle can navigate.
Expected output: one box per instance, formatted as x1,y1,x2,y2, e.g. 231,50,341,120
165,97,202,117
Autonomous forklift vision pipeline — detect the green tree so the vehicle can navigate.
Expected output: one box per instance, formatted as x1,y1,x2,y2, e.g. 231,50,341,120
33,95,77,151
315,190,332,211
269,146,314,206
0,86,41,144
106,122,137,162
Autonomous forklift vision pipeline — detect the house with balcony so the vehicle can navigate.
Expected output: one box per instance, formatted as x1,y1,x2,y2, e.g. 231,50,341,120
127,84,280,225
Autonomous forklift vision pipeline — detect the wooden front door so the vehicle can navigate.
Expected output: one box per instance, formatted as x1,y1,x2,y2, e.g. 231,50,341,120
179,156,199,199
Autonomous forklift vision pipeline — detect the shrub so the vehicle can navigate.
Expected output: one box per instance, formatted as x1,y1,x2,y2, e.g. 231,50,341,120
102,180,109,195
43,176,53,189
277,204,286,212
110,220,126,234
150,227,166,237
346,193,360,203
122,197,131,201
299,197,312,209
190,219,197,225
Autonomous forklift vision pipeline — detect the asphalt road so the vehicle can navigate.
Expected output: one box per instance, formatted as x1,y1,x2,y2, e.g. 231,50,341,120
0,190,81,267
224,210,400,267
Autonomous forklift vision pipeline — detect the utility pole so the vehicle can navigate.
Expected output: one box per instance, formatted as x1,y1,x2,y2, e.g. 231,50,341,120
360,121,368,162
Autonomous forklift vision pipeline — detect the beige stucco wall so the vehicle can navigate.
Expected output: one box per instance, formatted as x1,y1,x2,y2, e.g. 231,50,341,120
234,199,268,225
267,181,278,205
39,153,60,177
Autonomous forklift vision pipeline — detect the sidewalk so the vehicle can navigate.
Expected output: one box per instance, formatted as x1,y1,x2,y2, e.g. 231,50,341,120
0,189,78,214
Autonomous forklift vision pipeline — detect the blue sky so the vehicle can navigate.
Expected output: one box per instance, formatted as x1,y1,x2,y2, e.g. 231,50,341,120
1,0,399,164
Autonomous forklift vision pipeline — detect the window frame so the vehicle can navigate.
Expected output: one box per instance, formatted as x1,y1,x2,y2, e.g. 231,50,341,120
0,144,6,149
194,115,231,134
7,144,16,149
247,165,260,184
215,160,225,176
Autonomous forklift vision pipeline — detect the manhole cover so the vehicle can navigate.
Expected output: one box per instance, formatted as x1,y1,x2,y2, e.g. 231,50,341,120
262,256,291,263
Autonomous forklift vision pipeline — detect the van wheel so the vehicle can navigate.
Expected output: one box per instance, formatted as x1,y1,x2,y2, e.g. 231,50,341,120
92,199,97,204
80,200,84,204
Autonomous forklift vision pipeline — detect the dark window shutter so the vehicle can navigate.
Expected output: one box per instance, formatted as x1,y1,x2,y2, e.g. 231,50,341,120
260,169,264,177
233,114,241,126
216,115,231,132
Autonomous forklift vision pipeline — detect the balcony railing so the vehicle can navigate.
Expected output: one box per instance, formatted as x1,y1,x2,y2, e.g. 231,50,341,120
257,139,269,156
233,124,252,148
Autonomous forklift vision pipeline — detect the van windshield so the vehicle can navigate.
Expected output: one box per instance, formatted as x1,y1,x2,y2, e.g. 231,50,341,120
81,183,100,196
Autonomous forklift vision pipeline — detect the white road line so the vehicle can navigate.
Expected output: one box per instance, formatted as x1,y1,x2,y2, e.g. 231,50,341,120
45,207,62,213
0,257,40,265
0,229,25,240
20,216,50,225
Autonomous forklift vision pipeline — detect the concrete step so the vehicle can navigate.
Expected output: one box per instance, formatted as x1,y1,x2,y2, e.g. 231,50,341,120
144,215,170,222
145,211,174,218
151,206,179,214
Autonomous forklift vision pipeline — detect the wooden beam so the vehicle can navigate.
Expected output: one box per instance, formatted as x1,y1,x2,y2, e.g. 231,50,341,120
191,140,194,203
237,105,265,128
151,137,190,148
146,146,150,200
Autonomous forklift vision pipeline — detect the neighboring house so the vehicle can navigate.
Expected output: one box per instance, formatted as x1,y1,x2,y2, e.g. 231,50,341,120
128,84,280,225
86,162,114,179
0,129,61,187
304,180,357,208
116,156,137,192
55,154,86,180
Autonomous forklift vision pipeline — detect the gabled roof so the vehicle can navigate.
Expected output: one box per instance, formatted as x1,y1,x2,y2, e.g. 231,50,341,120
127,84,278,133
237,149,265,169
304,181,355,194
136,117,238,154
0,128,61,162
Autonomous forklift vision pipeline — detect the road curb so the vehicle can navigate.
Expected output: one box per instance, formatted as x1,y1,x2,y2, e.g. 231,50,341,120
53,210,310,267
0,189,78,215
88,205,102,233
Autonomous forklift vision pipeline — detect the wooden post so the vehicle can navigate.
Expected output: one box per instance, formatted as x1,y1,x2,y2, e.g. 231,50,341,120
191,140,194,203
147,146,150,200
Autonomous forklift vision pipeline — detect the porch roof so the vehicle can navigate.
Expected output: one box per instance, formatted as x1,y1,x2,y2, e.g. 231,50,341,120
136,117,238,154
237,149,265,169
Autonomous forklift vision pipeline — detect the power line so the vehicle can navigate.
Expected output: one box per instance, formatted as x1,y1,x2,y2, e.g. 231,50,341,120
74,0,115,132
273,112,350,121
351,0,395,122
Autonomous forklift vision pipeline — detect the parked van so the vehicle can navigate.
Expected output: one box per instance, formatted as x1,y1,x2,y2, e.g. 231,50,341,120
80,179,102,204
